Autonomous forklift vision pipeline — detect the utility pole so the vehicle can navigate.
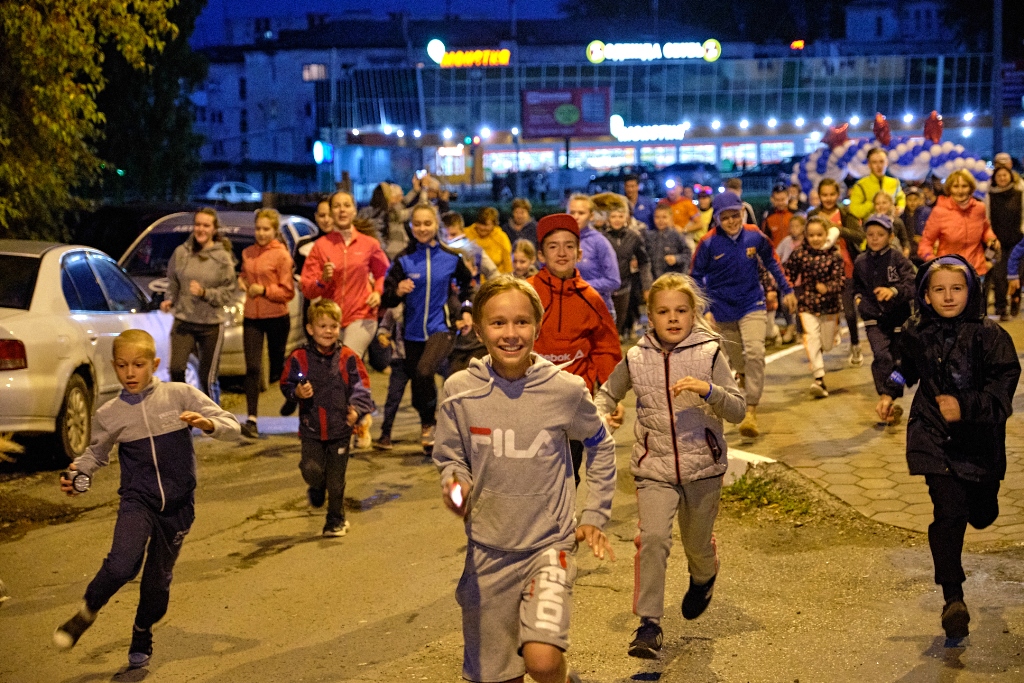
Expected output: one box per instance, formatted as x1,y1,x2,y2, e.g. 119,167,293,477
993,0,1004,154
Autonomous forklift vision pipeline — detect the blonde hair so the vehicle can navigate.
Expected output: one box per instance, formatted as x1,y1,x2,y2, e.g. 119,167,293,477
568,193,594,212
926,262,969,287
472,274,544,328
511,197,532,213
805,215,831,234
789,213,807,227
513,239,536,261
254,208,284,242
944,169,978,194
113,329,156,360
307,298,342,324
647,273,715,337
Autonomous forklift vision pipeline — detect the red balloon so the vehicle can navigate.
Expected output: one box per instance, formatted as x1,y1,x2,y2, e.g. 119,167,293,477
873,113,891,146
824,123,849,149
924,110,944,144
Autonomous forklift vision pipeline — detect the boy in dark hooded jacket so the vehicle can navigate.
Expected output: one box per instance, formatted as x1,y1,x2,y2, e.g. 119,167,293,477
878,254,1020,641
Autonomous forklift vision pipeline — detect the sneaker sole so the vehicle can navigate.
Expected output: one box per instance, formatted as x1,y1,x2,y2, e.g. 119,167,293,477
627,643,661,659
942,606,970,639
323,521,351,537
128,652,151,669
374,443,394,451
53,629,75,650
809,384,828,398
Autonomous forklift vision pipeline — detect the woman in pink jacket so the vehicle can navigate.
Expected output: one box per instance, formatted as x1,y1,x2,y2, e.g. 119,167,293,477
239,209,296,438
300,190,391,355
919,169,999,279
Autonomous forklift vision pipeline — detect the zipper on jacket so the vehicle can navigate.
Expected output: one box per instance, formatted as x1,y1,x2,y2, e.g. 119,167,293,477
663,352,682,484
423,245,432,339
140,397,167,512
557,277,564,332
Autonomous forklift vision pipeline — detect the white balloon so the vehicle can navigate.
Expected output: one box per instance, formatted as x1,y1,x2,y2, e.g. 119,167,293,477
953,158,966,170
977,181,989,193
931,144,943,156
941,141,955,153
916,151,931,164
896,143,908,155
888,150,899,162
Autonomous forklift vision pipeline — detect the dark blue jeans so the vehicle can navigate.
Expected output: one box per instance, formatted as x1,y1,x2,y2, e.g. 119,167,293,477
84,497,194,629
380,360,410,439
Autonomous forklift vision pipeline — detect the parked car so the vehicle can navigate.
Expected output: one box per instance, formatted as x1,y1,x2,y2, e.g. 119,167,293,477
654,163,722,193
0,241,183,460
118,211,317,377
203,181,262,204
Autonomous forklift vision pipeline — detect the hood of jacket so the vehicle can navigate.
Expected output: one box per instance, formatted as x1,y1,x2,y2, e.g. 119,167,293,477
934,194,982,217
915,253,984,324
246,239,287,258
444,353,565,403
532,266,591,296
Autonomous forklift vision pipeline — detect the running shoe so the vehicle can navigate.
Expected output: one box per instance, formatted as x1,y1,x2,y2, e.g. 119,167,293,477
128,626,153,669
682,574,717,620
628,619,663,659
941,599,970,639
323,520,351,537
53,610,95,650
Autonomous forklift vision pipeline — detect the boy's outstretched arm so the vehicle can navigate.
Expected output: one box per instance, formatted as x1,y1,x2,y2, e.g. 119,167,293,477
184,386,241,440
567,389,617,560
68,411,119,481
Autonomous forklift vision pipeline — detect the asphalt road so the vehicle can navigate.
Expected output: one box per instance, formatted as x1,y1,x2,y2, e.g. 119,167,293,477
3,371,1024,682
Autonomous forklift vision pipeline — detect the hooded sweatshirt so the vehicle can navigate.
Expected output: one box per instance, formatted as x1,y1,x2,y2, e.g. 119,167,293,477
72,377,240,512
465,223,513,274
433,355,617,552
240,239,295,319
576,224,621,313
167,236,238,325
300,230,391,327
527,268,622,393
918,195,995,275
595,328,746,485
888,255,1020,482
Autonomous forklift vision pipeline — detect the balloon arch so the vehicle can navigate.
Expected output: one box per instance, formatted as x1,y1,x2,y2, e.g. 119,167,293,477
790,112,992,197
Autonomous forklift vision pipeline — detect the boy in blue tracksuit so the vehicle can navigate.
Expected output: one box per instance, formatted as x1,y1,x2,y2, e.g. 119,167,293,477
690,192,797,437
282,299,375,537
54,330,239,668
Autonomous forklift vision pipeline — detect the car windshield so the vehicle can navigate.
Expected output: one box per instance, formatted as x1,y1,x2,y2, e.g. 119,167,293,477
122,232,252,276
0,255,41,310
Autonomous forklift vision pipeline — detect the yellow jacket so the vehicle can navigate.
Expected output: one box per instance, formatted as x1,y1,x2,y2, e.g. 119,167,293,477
465,223,513,273
849,174,905,220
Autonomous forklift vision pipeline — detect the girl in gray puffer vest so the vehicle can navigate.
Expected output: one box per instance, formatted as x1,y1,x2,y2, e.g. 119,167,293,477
596,273,745,660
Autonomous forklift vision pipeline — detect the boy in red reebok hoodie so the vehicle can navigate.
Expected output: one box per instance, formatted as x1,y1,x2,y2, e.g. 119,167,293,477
528,213,622,484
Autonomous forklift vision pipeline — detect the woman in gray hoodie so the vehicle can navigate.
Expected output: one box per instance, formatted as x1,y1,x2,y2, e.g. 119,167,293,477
160,207,238,397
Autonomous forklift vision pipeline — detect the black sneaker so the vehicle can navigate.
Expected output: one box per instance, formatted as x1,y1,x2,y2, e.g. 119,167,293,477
374,436,393,451
627,619,663,659
53,610,95,650
240,419,259,439
322,520,350,537
128,626,153,668
682,574,716,620
307,486,326,508
280,400,297,416
941,599,970,639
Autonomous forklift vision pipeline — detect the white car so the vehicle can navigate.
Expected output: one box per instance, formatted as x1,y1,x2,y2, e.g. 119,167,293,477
203,181,262,204
0,241,182,460
119,211,317,377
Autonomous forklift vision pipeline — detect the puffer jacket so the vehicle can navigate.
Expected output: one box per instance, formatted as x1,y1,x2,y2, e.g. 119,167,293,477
166,236,238,325
888,255,1021,482
595,328,746,485
918,195,995,275
240,239,295,319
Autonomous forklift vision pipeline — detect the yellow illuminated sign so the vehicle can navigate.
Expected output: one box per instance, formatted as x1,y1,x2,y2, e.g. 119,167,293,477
441,49,511,68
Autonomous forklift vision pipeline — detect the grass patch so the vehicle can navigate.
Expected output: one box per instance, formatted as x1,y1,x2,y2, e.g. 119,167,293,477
722,469,813,516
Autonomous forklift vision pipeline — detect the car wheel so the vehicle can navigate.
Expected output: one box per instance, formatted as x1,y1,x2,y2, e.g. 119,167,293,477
55,375,91,461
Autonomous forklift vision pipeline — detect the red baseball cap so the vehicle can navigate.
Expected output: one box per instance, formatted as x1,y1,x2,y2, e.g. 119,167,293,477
536,213,580,246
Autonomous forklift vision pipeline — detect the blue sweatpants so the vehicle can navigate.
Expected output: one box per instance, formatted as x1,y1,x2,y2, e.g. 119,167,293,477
84,497,194,629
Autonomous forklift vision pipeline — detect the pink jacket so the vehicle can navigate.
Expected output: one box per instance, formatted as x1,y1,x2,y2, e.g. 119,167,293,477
240,240,295,319
300,231,390,327
918,195,995,275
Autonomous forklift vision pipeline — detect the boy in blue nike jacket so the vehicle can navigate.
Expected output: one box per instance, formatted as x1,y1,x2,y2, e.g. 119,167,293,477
54,330,239,668
690,192,797,437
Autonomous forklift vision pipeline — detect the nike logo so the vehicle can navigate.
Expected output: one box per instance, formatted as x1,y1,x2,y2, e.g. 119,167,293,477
713,254,725,260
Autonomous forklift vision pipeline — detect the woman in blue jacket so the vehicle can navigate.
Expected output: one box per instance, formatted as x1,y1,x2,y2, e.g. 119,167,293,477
382,204,475,452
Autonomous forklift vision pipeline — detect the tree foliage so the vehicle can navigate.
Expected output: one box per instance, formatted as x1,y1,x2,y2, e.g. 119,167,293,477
0,0,177,240
94,0,208,204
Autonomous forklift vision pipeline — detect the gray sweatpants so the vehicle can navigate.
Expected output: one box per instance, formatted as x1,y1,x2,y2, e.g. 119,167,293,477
633,476,722,620
717,310,767,406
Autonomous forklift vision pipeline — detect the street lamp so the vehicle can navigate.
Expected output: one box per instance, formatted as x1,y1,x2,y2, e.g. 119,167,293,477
442,128,453,140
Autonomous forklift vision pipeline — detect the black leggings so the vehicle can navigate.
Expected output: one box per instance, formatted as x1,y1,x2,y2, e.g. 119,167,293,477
243,315,290,417
403,332,454,427
925,473,1000,600
169,320,223,398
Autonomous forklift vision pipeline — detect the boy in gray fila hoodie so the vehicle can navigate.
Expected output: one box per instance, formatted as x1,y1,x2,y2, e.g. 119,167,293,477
433,275,616,683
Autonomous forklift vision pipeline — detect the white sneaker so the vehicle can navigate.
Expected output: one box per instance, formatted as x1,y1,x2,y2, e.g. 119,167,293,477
849,345,864,367
809,379,829,398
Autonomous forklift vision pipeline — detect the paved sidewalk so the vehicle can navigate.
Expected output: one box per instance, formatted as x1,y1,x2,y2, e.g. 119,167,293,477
726,319,1024,543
